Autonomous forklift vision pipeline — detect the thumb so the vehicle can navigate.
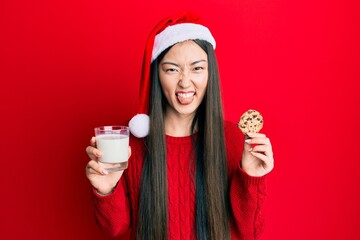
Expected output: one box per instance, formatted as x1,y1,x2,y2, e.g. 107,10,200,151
244,135,252,151
128,146,132,159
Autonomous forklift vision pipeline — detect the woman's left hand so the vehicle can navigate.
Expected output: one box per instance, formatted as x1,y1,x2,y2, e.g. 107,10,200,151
241,132,274,177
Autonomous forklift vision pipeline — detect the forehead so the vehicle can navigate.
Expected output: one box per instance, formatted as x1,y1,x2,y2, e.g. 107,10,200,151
162,40,208,61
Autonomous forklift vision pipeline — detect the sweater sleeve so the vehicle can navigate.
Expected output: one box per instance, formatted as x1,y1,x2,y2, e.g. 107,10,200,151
225,121,267,239
91,171,131,238
230,167,266,239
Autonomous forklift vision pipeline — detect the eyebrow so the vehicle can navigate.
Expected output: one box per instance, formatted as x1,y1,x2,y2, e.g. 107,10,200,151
161,59,207,67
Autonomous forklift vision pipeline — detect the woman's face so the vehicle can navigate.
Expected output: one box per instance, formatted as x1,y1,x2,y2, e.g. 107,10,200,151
159,40,208,118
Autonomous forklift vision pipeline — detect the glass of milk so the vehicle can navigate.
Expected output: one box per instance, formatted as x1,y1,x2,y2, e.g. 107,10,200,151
94,126,130,171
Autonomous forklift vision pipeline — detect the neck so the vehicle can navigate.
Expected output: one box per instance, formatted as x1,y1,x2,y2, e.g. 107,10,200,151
164,110,196,137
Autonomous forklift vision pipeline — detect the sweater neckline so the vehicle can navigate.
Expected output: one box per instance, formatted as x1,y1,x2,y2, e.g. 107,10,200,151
165,133,197,144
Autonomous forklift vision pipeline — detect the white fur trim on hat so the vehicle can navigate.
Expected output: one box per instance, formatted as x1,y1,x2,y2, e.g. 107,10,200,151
151,23,216,62
129,114,150,138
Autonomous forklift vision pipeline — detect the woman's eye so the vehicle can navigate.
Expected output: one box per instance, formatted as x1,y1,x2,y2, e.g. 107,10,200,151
166,68,177,72
193,67,204,71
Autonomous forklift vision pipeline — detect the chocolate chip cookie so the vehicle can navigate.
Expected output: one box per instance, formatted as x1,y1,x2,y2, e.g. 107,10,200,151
237,109,264,134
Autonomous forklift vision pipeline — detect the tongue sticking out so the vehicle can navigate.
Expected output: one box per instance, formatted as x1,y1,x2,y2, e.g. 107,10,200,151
176,92,195,105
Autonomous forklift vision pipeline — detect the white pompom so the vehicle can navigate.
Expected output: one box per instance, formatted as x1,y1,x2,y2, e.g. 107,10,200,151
129,114,150,138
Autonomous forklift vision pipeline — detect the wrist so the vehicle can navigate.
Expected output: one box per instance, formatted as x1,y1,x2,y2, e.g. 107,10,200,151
95,188,114,196
94,182,119,196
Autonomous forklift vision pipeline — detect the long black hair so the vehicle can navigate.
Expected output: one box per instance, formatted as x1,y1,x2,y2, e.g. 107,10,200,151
137,39,230,240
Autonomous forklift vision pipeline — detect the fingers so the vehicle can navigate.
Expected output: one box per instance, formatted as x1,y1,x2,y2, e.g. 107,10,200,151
250,151,274,169
245,132,274,166
245,134,270,146
249,144,273,157
90,136,96,147
246,135,273,157
246,132,266,138
86,160,109,175
86,145,102,159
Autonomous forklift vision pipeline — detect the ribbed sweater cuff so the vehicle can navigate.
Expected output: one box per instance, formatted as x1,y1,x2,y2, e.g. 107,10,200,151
91,181,123,205
238,167,266,187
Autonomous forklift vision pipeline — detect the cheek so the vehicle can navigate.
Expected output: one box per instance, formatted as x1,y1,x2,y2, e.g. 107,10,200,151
159,80,175,99
196,76,209,93
159,75,169,91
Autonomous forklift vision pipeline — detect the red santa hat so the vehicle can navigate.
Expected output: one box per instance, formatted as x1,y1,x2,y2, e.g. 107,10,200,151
129,12,216,138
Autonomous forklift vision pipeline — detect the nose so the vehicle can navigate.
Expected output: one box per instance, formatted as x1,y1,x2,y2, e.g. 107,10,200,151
178,71,191,89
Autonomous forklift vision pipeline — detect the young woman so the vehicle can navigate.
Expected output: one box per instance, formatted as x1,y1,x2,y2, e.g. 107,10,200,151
86,12,274,240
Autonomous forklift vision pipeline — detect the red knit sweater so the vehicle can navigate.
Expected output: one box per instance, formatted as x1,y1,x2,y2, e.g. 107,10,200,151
91,121,267,239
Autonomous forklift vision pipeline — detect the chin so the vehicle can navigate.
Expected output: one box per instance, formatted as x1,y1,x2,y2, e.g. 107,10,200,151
175,105,198,116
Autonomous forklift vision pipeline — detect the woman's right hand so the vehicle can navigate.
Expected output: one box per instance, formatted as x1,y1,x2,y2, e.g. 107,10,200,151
85,137,131,196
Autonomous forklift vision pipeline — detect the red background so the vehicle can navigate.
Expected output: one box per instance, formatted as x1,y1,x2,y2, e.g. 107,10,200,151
1,0,359,239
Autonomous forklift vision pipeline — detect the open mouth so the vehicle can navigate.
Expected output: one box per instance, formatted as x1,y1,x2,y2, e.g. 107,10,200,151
176,91,195,105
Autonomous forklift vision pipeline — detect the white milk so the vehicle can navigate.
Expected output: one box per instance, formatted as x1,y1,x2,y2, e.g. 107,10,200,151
96,134,129,163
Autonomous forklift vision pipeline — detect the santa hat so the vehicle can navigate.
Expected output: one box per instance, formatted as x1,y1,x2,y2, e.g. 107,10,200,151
129,12,216,138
